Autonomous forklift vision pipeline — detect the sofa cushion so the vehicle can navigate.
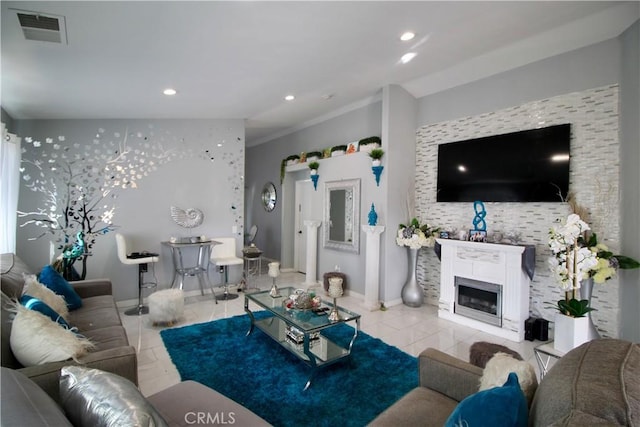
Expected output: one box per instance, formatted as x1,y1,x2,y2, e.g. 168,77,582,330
445,372,528,427
1,253,31,298
368,386,459,427
81,325,130,351
23,274,69,320
1,367,72,426
147,380,271,427
479,352,538,405
67,295,123,331
38,265,83,310
60,366,167,427
529,339,640,426
19,294,71,328
10,303,94,367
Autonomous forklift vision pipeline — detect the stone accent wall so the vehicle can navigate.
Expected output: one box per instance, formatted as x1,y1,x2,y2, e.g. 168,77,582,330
415,85,620,337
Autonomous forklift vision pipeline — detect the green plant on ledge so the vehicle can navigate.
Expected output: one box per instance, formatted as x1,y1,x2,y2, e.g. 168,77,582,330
308,161,320,171
330,145,348,153
369,148,384,160
306,151,323,160
359,136,381,146
280,154,301,184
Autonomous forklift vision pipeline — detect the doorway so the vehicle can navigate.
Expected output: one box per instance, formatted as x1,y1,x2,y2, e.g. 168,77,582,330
294,179,313,273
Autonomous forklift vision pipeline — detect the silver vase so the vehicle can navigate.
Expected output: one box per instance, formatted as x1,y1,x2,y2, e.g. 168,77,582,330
401,247,424,307
579,278,601,340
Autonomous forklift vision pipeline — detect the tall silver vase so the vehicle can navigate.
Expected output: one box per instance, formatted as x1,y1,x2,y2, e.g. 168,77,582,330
401,247,424,307
580,278,601,340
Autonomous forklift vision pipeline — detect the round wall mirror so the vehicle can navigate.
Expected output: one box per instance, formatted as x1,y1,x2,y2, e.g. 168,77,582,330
261,182,277,212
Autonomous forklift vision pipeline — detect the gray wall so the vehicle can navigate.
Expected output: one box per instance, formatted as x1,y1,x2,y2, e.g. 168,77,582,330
14,119,245,301
619,20,640,342
245,102,382,264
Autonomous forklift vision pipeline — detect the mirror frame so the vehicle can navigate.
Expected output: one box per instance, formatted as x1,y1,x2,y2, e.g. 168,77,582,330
261,182,277,212
323,178,360,253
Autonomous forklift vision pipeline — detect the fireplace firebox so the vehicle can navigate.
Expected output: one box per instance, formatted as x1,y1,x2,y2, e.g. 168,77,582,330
455,276,502,327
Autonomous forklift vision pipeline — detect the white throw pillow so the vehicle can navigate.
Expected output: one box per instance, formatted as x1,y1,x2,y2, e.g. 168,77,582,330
9,303,93,367
23,274,69,321
479,352,538,405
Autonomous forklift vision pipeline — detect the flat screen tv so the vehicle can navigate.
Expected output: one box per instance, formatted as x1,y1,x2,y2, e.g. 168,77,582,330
436,124,570,202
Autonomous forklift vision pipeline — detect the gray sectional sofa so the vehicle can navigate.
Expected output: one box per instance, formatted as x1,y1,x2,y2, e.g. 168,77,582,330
370,338,639,426
1,252,137,402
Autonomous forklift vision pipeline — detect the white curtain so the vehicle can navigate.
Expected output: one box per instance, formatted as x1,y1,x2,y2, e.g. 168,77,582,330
1,123,21,254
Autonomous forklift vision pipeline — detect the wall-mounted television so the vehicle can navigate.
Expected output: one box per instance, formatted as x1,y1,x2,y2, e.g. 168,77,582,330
436,124,571,202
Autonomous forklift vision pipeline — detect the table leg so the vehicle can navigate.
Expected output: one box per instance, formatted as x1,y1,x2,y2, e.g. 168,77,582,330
245,297,255,336
302,334,318,391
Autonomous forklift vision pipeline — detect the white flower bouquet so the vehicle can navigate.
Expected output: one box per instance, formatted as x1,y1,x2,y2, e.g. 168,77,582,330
396,218,439,249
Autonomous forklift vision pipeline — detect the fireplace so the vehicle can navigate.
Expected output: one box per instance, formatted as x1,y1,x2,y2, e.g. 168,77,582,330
455,276,502,327
436,239,532,342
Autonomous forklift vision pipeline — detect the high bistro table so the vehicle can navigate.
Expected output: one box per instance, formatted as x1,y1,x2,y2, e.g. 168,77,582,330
162,238,220,296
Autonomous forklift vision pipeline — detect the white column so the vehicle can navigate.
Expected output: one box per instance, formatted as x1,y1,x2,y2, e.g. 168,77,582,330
304,220,322,287
362,225,385,311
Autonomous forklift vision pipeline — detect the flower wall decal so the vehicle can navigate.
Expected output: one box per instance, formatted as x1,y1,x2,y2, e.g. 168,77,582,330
18,126,186,279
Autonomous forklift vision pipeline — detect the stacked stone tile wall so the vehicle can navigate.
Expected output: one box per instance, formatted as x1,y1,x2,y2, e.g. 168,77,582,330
415,85,620,337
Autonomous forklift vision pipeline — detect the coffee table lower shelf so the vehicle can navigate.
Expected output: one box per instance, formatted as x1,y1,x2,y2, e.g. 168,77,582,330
247,315,359,390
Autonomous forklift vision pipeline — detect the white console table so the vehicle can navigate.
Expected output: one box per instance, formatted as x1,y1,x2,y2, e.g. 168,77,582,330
436,239,533,342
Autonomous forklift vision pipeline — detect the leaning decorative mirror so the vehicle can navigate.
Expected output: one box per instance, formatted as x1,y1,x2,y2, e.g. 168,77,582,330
324,179,360,253
261,182,277,212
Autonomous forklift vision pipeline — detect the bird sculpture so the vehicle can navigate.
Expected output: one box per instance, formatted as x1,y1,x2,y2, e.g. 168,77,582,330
170,206,204,228
62,231,85,260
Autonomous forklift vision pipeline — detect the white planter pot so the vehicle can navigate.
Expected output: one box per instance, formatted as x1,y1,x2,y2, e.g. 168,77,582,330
310,169,318,175
372,159,382,167
554,313,590,353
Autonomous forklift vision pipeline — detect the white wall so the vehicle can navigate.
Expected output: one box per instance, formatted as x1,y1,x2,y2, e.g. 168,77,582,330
15,119,245,301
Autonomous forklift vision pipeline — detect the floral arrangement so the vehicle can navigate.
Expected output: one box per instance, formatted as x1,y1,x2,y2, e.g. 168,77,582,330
548,213,599,317
549,206,639,317
396,218,440,249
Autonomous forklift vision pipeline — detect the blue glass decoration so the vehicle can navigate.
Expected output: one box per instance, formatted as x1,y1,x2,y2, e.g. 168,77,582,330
372,165,384,186
472,200,487,231
368,203,378,226
311,174,319,191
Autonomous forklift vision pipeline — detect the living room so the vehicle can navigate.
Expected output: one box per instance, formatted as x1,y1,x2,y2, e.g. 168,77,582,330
1,2,639,426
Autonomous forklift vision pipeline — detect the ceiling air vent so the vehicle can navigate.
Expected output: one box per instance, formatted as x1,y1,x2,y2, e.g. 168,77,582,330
15,10,67,44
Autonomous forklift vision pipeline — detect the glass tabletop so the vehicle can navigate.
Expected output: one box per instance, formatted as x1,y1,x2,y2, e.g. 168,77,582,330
246,286,360,333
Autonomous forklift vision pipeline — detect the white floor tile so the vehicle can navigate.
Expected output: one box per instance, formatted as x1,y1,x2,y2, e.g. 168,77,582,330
122,272,543,396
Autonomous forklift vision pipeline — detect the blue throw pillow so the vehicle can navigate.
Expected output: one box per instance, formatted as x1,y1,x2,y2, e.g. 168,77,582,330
19,295,71,328
445,372,528,427
38,265,83,310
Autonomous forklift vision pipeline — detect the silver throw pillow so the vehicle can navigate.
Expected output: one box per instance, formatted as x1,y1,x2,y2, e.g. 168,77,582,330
60,366,168,427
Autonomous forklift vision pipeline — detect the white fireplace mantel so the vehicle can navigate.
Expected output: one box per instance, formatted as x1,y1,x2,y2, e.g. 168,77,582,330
436,239,531,342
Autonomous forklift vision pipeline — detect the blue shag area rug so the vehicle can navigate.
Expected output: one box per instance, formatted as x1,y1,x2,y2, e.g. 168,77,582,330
160,312,417,427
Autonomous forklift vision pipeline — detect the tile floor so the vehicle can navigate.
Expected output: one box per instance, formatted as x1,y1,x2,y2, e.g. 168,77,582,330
120,270,542,397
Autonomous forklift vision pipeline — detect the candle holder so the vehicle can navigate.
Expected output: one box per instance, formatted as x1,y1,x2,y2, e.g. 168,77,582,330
327,276,344,322
268,262,281,298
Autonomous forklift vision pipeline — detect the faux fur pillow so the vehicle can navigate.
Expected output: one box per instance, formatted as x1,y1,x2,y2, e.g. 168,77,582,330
23,274,69,321
9,303,93,367
480,352,538,405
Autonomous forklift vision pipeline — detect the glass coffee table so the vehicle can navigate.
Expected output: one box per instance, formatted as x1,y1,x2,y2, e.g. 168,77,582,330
244,286,361,390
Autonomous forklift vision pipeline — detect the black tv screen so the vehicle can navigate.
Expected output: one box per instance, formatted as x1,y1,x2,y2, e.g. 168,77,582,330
436,124,571,202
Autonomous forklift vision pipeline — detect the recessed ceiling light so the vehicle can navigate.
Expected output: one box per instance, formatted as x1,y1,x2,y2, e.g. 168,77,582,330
284,95,295,101
400,32,415,41
551,154,570,162
163,88,177,96
400,52,417,64
458,165,467,172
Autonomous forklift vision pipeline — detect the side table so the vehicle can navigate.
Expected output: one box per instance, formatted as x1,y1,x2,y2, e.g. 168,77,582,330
533,342,566,379
243,255,262,290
